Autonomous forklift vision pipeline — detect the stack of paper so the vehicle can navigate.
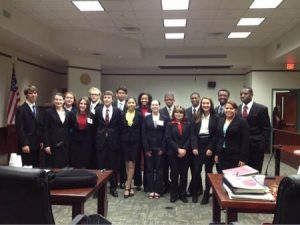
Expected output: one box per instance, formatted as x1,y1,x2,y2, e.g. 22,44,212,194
223,175,266,194
222,165,259,176
223,184,275,202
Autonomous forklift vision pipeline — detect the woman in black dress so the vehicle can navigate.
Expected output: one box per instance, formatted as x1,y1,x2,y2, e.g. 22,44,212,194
44,93,73,168
120,97,143,198
215,100,249,171
166,105,192,203
70,96,94,168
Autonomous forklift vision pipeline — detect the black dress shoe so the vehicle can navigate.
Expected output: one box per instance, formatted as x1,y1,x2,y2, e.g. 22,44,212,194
200,192,209,205
119,183,125,189
179,196,188,203
110,189,118,197
136,186,142,191
185,190,192,197
192,195,198,203
170,195,178,203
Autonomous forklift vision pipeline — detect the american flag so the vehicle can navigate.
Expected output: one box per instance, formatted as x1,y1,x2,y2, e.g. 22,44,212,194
7,64,20,125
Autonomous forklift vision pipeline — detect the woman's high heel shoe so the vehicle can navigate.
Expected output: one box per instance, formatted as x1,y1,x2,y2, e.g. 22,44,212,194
129,188,135,197
124,189,130,198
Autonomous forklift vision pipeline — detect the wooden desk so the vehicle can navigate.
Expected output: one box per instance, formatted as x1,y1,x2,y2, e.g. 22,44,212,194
208,173,283,224
51,170,112,218
274,145,300,176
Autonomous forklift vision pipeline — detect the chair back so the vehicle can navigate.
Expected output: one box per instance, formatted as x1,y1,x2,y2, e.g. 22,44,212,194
273,175,300,224
0,166,55,224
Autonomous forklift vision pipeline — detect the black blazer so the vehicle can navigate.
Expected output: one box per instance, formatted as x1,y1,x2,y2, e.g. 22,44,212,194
112,100,127,113
215,116,249,162
142,114,169,152
15,103,42,152
238,102,271,150
43,107,73,149
191,114,218,151
185,106,200,123
166,121,192,156
120,110,142,142
94,105,121,151
71,113,95,142
214,105,225,117
160,107,172,120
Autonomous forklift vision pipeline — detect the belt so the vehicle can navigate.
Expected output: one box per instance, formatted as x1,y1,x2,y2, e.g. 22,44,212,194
199,134,209,138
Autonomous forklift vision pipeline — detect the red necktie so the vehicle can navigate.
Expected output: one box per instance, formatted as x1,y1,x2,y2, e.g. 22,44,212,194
242,105,248,119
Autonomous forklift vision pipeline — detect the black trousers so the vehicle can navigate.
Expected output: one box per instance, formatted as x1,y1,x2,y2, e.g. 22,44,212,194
168,154,189,198
247,143,265,173
96,141,118,190
119,150,126,184
145,151,164,194
20,149,40,168
134,148,143,187
191,137,214,195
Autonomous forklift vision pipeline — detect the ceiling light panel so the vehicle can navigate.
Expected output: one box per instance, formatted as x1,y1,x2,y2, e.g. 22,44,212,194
165,33,185,39
249,0,283,9
228,32,251,38
237,18,265,26
162,0,189,10
164,19,187,27
72,1,104,11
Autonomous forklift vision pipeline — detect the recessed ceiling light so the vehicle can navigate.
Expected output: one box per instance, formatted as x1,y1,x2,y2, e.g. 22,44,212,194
237,18,265,26
164,19,187,27
249,0,283,9
162,0,189,10
165,33,185,39
228,32,251,38
72,1,104,11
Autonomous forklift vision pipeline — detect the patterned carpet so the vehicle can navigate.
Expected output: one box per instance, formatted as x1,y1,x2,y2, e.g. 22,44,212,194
52,153,297,225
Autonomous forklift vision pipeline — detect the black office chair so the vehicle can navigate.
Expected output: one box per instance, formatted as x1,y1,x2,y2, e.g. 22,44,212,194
0,166,111,224
272,175,300,224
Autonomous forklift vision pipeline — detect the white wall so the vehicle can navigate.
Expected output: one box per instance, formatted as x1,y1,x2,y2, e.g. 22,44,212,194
101,75,246,107
251,71,300,113
0,45,67,127
68,55,101,99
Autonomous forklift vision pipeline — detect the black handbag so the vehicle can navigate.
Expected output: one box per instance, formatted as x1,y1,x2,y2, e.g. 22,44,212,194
48,168,97,189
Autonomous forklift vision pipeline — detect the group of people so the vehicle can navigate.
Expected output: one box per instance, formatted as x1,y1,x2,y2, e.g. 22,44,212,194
15,84,271,204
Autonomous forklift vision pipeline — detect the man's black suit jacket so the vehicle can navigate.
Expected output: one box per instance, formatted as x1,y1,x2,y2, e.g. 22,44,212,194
214,105,225,117
238,102,271,152
15,103,42,153
94,105,121,151
185,106,200,123
160,107,172,120
215,116,249,162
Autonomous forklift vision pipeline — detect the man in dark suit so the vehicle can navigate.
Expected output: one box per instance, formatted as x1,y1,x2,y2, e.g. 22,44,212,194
16,85,42,167
214,89,230,117
113,86,128,189
95,90,121,197
239,87,271,173
159,93,175,193
185,92,202,197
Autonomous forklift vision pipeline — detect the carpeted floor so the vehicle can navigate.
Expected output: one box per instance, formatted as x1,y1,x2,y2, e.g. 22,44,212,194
52,153,297,225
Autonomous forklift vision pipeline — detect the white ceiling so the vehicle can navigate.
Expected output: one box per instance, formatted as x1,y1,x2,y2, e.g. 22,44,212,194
1,0,300,73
